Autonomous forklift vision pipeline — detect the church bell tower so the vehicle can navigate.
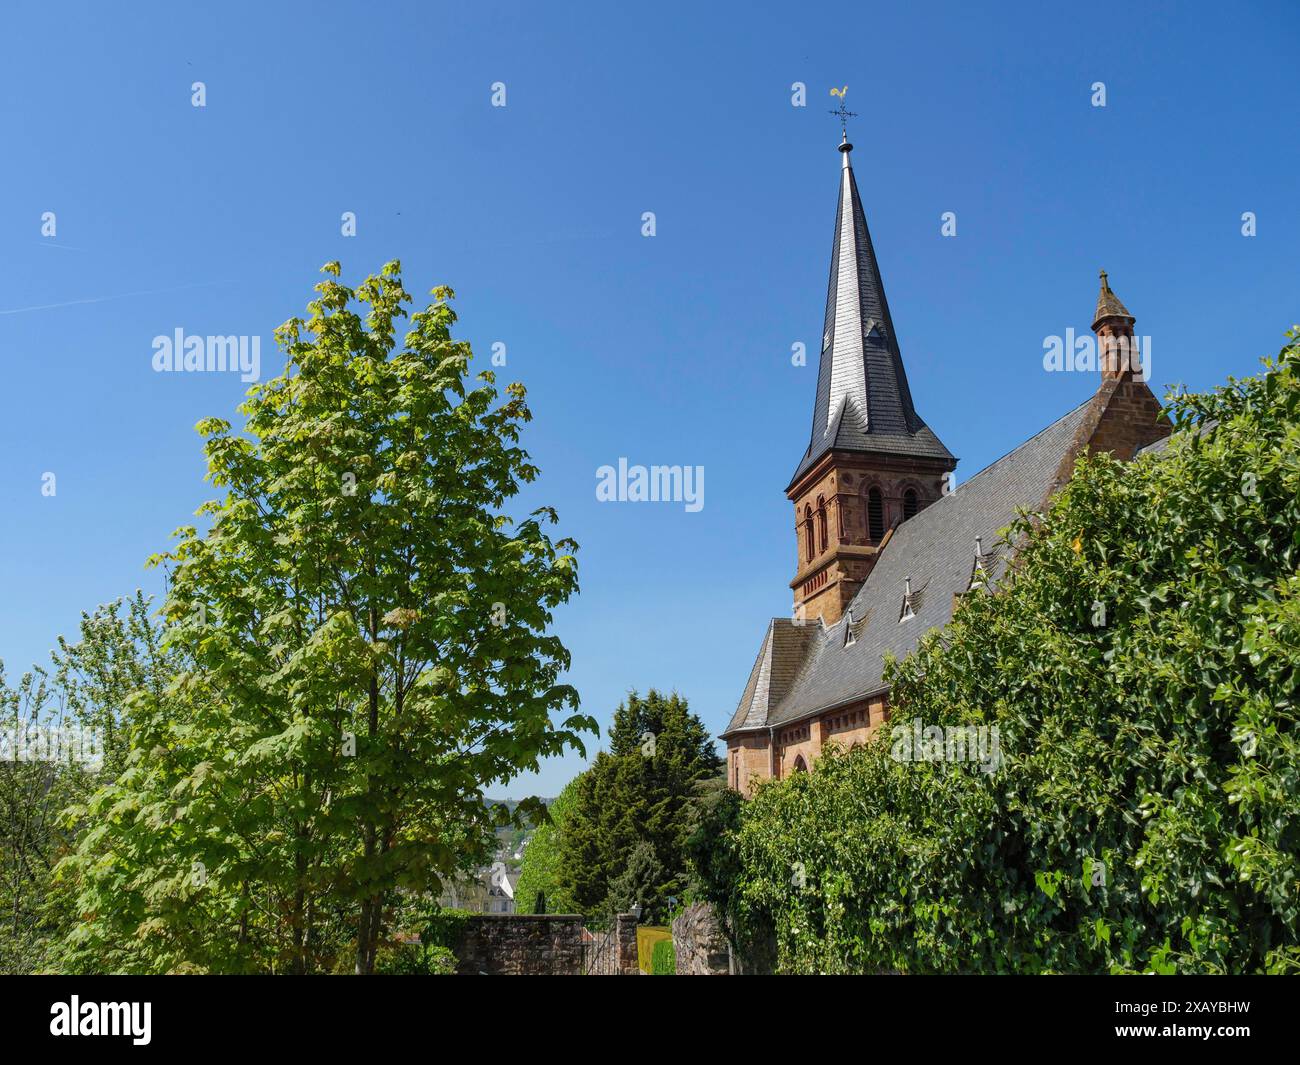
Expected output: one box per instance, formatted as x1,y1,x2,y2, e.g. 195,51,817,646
787,132,956,625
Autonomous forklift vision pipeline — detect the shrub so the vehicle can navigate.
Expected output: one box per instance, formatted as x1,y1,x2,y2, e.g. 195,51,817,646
374,941,456,975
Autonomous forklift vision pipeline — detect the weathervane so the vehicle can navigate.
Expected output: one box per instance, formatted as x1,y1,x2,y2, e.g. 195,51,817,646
828,85,857,135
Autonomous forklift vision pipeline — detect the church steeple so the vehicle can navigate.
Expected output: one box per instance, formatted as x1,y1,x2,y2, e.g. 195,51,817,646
786,134,957,626
790,134,953,489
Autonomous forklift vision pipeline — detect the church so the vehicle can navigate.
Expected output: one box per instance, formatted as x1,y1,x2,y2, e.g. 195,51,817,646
721,131,1170,795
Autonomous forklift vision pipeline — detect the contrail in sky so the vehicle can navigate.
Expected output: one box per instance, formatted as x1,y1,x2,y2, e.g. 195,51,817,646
0,279,237,317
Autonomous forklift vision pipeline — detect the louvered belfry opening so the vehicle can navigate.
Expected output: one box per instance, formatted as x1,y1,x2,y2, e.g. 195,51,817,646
867,488,884,541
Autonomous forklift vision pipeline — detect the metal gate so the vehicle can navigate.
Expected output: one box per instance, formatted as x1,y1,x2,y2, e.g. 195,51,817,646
581,926,620,974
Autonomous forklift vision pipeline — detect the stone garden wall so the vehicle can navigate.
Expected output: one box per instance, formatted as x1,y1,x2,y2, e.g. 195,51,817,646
452,914,584,975
450,913,642,975
671,902,731,975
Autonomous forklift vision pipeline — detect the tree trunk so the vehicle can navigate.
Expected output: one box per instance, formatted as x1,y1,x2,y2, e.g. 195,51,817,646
354,668,382,974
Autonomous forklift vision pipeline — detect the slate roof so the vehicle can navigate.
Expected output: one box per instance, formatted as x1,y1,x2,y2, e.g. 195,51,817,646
1135,418,1212,458
791,138,954,487
725,618,821,734
724,398,1094,737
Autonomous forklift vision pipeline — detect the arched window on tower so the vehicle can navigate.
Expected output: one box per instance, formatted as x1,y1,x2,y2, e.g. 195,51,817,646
867,487,884,542
903,488,919,521
803,505,814,562
816,496,828,553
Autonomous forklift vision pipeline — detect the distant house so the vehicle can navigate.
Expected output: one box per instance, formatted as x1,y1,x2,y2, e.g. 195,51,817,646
438,863,520,914
489,869,520,914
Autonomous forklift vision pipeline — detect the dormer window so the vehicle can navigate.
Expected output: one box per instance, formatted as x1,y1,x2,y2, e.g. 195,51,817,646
899,576,917,622
968,536,995,592
844,608,870,647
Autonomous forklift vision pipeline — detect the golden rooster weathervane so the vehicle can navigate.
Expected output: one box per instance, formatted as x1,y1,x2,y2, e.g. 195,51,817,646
828,86,857,133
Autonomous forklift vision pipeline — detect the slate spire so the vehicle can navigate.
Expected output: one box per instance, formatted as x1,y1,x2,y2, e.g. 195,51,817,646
790,134,953,487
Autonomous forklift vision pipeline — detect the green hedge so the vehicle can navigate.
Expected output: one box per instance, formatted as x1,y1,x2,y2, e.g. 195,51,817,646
651,938,676,975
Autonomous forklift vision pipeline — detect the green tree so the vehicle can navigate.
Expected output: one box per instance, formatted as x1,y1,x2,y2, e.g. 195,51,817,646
607,841,668,922
56,262,594,974
559,690,722,922
1,593,172,974
703,331,1300,974
513,779,580,915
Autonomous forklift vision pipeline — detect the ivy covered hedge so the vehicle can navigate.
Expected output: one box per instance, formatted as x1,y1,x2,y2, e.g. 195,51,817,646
698,332,1300,974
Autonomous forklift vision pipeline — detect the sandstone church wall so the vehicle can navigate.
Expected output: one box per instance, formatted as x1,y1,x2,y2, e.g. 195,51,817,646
730,734,771,795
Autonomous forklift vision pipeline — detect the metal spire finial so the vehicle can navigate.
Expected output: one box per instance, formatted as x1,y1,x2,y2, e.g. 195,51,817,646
828,85,857,152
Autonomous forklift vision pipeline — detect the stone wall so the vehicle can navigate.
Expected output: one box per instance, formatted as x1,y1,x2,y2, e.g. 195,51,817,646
671,902,730,976
452,914,584,975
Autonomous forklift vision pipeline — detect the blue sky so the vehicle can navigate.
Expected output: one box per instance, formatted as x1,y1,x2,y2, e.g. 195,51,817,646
1,1,1296,796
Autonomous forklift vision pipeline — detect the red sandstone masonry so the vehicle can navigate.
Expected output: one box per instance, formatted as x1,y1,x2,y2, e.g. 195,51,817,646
788,453,948,626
